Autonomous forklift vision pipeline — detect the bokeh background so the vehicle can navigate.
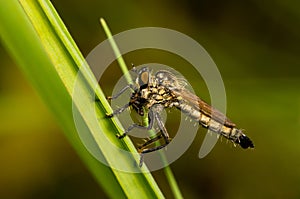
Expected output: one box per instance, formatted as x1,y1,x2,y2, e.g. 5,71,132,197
1,0,300,198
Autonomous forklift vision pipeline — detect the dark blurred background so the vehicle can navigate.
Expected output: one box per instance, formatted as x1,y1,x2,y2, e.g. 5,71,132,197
1,0,300,198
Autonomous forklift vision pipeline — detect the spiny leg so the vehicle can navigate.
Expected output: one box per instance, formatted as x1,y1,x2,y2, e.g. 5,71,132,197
138,112,171,167
116,109,154,139
107,84,135,100
137,112,171,151
106,103,130,118
139,113,170,154
154,113,171,145
106,84,135,117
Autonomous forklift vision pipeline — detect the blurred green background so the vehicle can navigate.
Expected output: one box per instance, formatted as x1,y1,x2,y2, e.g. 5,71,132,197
1,0,300,198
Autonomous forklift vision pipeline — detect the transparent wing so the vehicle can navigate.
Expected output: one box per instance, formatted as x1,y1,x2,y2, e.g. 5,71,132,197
172,89,236,127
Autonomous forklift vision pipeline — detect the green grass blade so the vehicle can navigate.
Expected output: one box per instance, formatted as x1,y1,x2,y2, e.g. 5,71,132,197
0,0,164,198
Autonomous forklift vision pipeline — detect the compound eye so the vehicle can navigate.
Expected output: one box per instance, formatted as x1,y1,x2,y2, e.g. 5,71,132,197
137,67,149,88
140,71,149,85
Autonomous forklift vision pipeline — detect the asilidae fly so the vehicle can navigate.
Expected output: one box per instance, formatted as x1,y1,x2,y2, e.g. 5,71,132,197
106,67,254,165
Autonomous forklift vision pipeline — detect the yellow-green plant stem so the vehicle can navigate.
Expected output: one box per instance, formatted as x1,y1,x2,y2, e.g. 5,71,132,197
100,18,133,84
100,18,183,199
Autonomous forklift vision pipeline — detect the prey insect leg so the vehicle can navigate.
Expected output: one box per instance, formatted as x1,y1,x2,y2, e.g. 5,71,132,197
140,144,169,154
137,134,163,151
138,142,170,167
139,140,170,167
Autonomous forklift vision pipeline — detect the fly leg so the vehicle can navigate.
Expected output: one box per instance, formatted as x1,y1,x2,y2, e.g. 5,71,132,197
105,83,136,117
155,113,171,145
138,110,171,167
106,103,130,118
137,113,170,151
116,109,154,139
139,115,170,154
107,84,135,100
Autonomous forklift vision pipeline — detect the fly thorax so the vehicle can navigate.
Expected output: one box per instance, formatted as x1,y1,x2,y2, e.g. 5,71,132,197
158,88,166,95
150,87,158,94
141,88,150,99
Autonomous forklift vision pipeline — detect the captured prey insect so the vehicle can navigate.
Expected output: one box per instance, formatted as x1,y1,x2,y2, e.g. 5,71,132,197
106,67,254,164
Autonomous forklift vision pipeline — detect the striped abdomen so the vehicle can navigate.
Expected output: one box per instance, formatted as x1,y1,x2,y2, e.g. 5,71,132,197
174,102,254,149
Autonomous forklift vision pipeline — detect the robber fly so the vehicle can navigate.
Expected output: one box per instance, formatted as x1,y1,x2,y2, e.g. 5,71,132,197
106,67,254,164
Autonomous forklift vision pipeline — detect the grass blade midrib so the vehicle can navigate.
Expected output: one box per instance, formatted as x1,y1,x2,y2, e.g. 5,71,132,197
1,0,165,198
